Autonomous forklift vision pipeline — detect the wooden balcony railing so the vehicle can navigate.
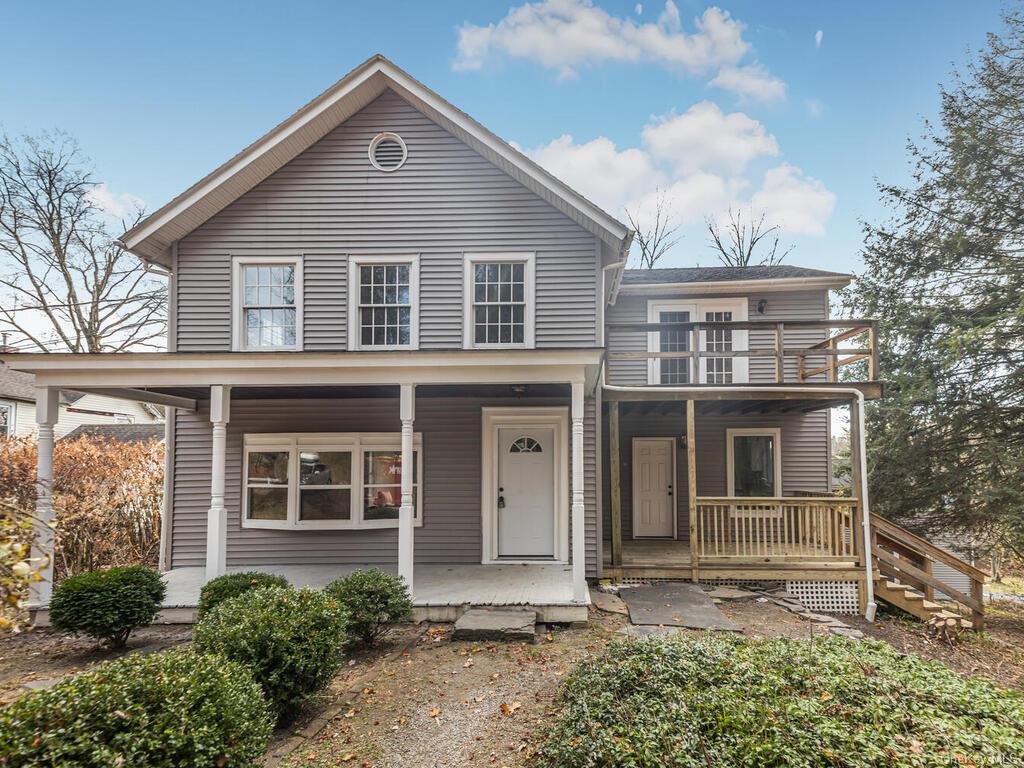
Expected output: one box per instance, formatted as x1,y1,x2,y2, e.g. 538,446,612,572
695,497,861,562
605,319,878,383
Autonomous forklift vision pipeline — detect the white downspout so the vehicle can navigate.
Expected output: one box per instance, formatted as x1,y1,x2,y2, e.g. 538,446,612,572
602,383,877,621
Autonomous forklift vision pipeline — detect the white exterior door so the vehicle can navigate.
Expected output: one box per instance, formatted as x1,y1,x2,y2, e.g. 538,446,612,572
497,427,556,557
632,438,675,538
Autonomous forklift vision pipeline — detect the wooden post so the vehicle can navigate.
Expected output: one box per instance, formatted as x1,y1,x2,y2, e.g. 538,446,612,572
687,400,699,582
570,379,587,603
868,322,879,381
206,385,231,580
609,401,623,567
31,387,59,607
921,558,935,601
399,384,416,596
828,337,838,382
690,326,701,383
849,397,864,567
774,322,785,383
970,579,985,630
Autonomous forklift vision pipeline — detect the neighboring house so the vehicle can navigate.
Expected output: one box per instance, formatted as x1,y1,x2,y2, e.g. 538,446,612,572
0,361,161,439
60,423,166,444
0,56,985,627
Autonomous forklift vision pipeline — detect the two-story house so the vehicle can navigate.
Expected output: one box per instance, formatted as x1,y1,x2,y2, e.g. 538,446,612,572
4,56,986,629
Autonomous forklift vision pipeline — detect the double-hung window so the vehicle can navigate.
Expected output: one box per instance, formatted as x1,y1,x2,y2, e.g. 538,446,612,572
463,253,535,348
704,310,734,384
0,401,14,437
233,256,303,350
243,433,422,530
349,256,419,349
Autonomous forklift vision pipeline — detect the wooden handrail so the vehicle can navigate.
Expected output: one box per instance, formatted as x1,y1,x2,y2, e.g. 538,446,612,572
697,496,858,504
606,319,877,332
873,546,983,613
872,516,989,582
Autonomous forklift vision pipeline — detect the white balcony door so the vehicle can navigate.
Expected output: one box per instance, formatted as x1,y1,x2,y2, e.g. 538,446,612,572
632,438,675,538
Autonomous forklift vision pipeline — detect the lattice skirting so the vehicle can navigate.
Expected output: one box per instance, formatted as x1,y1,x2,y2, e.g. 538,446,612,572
786,580,860,614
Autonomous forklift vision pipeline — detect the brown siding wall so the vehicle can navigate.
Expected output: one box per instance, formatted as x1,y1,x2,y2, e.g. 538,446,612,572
601,408,831,542
171,395,600,577
174,89,600,352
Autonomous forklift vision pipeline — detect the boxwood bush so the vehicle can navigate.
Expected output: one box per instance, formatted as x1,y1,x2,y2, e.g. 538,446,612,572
0,646,272,767
192,585,348,723
197,571,289,618
537,634,1024,767
49,565,166,648
324,568,412,645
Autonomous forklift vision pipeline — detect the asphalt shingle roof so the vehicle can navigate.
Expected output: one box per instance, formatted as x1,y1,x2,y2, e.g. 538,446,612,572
621,265,851,285
61,424,165,443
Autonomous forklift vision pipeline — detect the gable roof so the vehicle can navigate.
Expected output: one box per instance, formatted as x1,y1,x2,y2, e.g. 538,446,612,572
120,55,632,267
0,364,84,405
61,424,165,444
622,265,852,285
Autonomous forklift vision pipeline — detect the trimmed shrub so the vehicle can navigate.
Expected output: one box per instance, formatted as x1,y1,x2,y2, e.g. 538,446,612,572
197,571,289,618
193,585,348,722
324,568,412,645
49,565,165,648
0,646,273,767
538,634,1024,767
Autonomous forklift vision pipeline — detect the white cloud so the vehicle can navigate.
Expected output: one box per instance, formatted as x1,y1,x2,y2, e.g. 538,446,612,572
710,62,786,103
749,164,835,236
641,101,778,175
85,183,146,218
815,29,823,48
519,134,663,214
453,1,749,79
804,98,824,118
634,3,643,15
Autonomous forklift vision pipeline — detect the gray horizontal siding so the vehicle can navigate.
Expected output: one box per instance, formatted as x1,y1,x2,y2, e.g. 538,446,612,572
601,409,830,542
605,289,831,386
171,395,599,578
175,89,599,352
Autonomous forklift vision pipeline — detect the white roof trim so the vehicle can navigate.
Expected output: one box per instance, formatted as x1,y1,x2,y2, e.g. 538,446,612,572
616,275,852,298
121,55,631,266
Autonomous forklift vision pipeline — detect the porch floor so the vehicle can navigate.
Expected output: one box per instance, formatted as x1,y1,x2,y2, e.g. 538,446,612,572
602,539,693,568
162,562,584,610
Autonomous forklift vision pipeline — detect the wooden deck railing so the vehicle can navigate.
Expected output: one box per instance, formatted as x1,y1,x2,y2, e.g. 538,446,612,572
605,319,878,383
695,497,860,562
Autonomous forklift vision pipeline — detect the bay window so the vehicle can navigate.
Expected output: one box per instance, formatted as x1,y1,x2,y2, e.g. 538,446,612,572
242,433,422,530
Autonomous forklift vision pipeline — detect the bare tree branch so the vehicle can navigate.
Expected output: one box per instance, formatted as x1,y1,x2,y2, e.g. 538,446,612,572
705,207,794,267
0,132,165,353
625,188,683,269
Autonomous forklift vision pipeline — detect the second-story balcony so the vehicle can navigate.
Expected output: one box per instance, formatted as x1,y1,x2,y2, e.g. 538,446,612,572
604,317,880,389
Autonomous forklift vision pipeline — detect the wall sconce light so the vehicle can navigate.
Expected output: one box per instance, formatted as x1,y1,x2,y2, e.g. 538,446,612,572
756,299,768,315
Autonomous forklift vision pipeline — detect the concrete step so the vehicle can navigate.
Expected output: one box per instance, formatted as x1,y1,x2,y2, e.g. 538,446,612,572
452,607,538,642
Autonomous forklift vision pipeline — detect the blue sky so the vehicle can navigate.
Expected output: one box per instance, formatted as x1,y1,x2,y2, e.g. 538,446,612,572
0,1,1005,273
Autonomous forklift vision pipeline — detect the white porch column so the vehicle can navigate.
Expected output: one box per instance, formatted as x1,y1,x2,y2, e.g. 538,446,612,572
398,384,416,595
30,387,59,606
570,378,587,602
206,385,231,579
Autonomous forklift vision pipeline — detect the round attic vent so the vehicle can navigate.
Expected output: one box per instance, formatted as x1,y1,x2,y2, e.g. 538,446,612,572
368,132,407,172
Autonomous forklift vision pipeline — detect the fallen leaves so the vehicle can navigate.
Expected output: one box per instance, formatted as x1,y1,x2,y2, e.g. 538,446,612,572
499,701,522,716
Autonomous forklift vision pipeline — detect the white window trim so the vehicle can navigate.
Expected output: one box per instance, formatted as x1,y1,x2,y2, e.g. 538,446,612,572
348,254,420,351
0,399,15,438
462,252,536,349
726,427,782,498
231,255,304,352
242,432,424,531
646,298,748,385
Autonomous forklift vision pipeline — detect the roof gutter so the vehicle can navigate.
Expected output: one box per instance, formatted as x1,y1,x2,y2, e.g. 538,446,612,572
602,382,877,622
617,275,852,296
603,231,634,307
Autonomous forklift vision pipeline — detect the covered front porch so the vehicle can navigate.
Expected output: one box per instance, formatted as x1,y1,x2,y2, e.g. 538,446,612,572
602,385,876,593
161,562,583,622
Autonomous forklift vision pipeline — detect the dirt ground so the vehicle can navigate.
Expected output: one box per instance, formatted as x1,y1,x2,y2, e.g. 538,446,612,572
0,624,192,704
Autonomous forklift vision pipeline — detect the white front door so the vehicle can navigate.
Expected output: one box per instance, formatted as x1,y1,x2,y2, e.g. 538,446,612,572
497,427,555,558
632,438,675,538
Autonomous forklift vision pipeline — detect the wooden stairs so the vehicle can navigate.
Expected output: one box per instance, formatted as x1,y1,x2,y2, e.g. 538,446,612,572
870,516,987,630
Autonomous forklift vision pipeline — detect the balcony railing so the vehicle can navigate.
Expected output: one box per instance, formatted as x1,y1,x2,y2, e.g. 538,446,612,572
695,496,861,562
605,319,878,383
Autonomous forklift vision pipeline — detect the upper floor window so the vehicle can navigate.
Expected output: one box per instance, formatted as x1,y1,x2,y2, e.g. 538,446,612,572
646,299,748,385
463,253,535,348
232,256,303,351
348,256,419,350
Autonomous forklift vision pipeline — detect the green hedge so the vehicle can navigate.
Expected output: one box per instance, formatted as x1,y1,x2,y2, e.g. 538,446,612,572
0,646,272,768
197,571,289,618
538,634,1024,767
324,568,412,645
192,585,348,723
49,565,165,648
